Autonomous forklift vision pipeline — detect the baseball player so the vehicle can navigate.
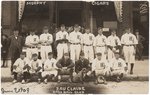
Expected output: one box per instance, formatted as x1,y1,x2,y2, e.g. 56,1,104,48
56,53,74,83
42,52,58,84
69,24,83,62
92,53,110,84
121,28,138,74
74,52,91,83
25,29,39,60
29,53,43,84
94,27,107,60
12,52,31,84
40,26,53,61
55,24,69,60
82,28,95,63
107,29,121,62
110,51,127,82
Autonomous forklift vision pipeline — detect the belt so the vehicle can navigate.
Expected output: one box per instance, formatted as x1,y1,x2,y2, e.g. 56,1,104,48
29,46,37,48
71,43,80,45
96,45,105,47
124,45,133,46
84,44,92,46
42,44,51,46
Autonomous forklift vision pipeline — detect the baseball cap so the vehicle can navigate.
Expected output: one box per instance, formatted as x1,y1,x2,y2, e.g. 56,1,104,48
114,50,120,54
64,52,69,56
48,52,53,56
20,52,26,55
32,53,38,57
80,52,84,56
96,52,102,56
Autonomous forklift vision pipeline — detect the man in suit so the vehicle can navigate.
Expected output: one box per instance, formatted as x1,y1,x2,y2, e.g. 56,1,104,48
8,28,24,73
135,29,145,60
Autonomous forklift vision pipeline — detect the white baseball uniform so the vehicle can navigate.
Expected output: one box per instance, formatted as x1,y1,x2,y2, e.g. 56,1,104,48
56,31,69,60
121,33,138,64
29,59,43,73
40,33,53,61
94,34,107,60
42,58,58,77
82,33,95,63
13,57,30,73
110,58,127,76
69,31,82,62
107,35,121,61
25,35,39,60
92,58,110,76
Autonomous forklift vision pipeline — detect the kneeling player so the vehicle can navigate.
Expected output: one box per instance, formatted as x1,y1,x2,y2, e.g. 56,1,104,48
42,52,58,84
110,51,127,82
74,52,91,83
56,53,74,83
12,52,31,84
29,53,43,84
92,53,110,85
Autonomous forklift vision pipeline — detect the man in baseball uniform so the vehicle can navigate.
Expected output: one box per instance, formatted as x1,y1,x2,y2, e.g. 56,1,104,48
110,51,127,82
12,52,31,84
121,28,138,74
107,29,121,62
55,24,69,60
82,28,95,63
92,53,110,85
42,52,58,84
29,53,43,84
94,27,107,60
25,29,39,60
69,24,83,62
40,26,53,61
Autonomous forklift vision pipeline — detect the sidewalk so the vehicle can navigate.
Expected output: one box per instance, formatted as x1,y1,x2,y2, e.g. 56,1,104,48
1,59,149,82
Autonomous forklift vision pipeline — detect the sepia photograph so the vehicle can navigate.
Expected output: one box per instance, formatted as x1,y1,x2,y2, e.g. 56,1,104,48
1,0,149,94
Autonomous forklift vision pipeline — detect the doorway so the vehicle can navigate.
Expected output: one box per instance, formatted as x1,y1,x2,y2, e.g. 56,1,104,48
58,9,82,27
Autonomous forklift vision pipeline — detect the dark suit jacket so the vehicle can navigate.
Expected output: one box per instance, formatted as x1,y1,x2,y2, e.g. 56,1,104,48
136,35,145,48
8,35,24,57
75,58,90,73
56,58,74,68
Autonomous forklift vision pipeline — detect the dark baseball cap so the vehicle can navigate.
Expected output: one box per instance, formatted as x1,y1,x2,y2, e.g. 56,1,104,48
32,53,38,57
80,52,84,56
64,52,69,56
48,52,53,56
96,52,102,56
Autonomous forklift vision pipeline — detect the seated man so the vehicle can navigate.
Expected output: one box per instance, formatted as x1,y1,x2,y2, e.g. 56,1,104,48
56,53,74,83
74,52,91,83
42,52,58,84
29,53,43,84
110,51,127,82
92,53,110,85
12,52,31,84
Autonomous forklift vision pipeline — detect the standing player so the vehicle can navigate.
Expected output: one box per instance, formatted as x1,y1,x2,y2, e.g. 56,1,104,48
56,24,69,60
92,53,110,84
121,28,138,74
25,29,39,60
82,28,95,63
110,51,127,82
69,24,83,62
42,52,58,84
107,29,121,62
94,27,107,60
40,26,53,61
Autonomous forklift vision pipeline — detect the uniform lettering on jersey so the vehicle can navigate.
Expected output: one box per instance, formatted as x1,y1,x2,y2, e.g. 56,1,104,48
89,36,92,41
34,38,36,42
118,62,122,67
77,35,80,40
63,35,66,39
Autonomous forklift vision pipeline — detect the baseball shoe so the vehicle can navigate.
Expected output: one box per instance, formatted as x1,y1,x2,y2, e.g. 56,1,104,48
12,79,17,84
38,79,41,84
130,71,133,75
21,80,25,84
44,79,48,84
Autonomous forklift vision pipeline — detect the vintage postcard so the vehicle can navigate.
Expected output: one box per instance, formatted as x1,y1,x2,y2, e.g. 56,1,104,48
1,0,149,94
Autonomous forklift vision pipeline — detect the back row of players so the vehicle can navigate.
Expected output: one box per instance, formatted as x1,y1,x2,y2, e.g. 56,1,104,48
25,24,137,73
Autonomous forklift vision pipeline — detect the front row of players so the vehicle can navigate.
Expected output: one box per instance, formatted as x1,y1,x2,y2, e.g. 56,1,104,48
12,51,127,84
